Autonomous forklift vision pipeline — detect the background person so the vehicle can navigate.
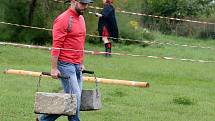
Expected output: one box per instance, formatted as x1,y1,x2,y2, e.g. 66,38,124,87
96,0,119,56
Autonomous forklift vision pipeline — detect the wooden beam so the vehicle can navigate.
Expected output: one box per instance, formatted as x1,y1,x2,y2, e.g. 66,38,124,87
4,69,149,88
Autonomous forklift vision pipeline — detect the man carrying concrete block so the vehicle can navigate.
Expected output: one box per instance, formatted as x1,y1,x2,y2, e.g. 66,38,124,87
39,0,94,120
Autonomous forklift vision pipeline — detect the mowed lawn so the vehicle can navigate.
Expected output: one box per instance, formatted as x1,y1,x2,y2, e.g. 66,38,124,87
0,37,215,121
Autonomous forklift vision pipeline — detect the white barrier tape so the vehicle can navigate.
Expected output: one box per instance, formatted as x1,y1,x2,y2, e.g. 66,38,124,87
88,6,215,25
159,41,214,50
87,12,215,50
50,0,215,25
1,42,215,64
1,21,214,50
0,21,150,44
0,21,52,31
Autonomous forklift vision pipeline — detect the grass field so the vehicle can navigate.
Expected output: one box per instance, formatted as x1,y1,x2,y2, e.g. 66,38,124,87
0,35,215,121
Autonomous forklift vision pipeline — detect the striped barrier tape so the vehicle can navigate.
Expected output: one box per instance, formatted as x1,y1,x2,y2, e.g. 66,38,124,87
1,21,214,50
1,42,215,63
88,6,215,25
51,0,215,25
0,21,149,44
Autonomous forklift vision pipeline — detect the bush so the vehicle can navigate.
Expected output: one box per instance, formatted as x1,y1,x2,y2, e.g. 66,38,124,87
118,16,154,45
141,0,215,39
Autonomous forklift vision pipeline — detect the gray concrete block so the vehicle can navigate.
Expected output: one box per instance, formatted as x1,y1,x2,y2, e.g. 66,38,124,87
80,89,102,111
34,92,77,116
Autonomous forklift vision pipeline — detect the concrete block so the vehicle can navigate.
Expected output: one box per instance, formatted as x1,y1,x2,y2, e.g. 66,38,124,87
80,89,102,111
34,92,77,116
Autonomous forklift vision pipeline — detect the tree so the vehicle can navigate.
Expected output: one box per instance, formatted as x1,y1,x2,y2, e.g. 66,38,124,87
141,0,215,37
0,0,67,45
142,0,214,18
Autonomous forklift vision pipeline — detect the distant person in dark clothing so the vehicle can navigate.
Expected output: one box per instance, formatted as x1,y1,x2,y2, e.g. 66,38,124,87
96,0,119,56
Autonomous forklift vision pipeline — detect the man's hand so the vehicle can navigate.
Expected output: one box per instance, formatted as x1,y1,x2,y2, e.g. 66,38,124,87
51,56,60,79
95,13,102,17
51,68,61,79
80,64,85,71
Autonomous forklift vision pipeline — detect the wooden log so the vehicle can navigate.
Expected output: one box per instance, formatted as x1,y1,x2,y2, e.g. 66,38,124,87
4,69,46,77
4,69,149,88
83,77,149,88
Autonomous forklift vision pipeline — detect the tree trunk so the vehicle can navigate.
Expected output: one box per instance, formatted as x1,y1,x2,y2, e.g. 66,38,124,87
43,0,51,23
28,0,37,25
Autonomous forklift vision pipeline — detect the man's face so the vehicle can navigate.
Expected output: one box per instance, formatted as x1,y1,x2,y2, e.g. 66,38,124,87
75,2,88,15
103,0,113,3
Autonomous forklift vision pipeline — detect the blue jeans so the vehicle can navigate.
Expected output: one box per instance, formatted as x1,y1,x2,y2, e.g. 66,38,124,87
39,61,83,121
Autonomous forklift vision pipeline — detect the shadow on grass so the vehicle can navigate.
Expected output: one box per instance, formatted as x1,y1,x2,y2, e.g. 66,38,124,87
172,96,195,105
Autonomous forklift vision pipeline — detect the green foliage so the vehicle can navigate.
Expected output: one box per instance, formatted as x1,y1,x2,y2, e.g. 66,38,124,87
141,0,215,39
0,1,29,42
0,0,67,44
117,14,154,45
0,0,150,45
142,0,214,18
87,0,150,45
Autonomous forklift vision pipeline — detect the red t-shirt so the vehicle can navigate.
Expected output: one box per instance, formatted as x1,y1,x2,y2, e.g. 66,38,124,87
51,8,86,64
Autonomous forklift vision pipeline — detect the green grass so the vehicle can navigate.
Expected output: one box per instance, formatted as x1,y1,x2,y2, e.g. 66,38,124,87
0,36,215,121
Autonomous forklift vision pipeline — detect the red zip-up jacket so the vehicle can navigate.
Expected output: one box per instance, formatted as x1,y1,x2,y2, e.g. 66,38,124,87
51,8,86,64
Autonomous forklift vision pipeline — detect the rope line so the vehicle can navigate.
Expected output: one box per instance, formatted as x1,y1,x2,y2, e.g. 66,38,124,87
0,21,148,44
1,42,215,63
152,40,215,50
0,21,52,31
88,6,215,25
51,0,215,25
0,21,214,50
